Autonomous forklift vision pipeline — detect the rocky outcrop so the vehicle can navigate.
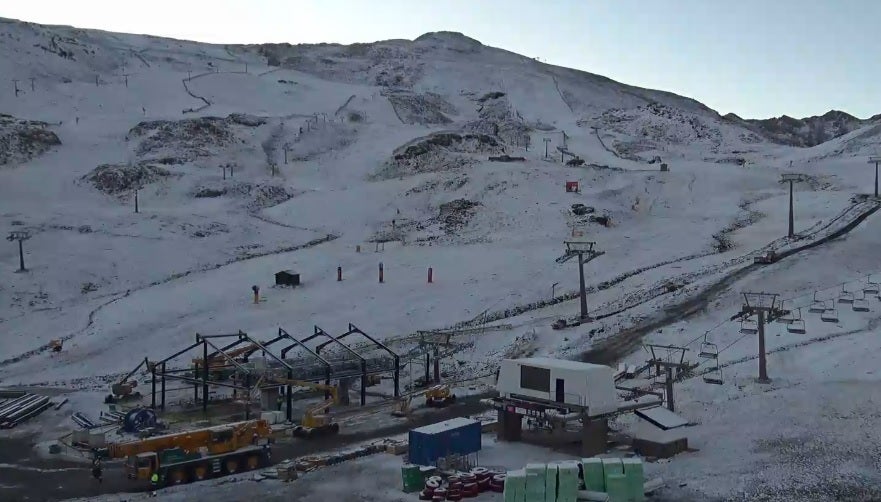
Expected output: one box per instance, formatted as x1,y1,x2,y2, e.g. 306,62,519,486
726,110,873,147
82,163,172,195
0,114,61,166
128,114,264,164
375,132,504,179
384,90,455,125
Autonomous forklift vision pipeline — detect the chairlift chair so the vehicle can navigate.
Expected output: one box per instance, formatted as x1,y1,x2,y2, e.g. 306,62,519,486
864,275,880,295
699,341,719,359
820,302,839,323
787,308,806,334
808,291,825,313
775,301,795,324
739,317,758,334
837,286,854,304
853,298,870,312
703,365,723,385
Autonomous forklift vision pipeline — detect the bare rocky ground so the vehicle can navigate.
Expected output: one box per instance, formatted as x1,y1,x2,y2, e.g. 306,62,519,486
0,113,62,166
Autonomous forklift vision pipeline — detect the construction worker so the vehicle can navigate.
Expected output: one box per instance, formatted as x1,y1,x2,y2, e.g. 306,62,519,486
150,472,159,495
91,458,102,484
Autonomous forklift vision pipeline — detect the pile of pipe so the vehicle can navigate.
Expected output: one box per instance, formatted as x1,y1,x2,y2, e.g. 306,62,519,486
72,412,96,429
0,393,52,428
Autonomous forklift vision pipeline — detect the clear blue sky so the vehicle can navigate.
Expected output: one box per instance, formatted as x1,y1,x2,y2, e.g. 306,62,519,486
5,0,879,119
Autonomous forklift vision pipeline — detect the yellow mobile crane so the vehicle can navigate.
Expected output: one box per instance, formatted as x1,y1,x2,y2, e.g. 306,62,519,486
107,419,273,487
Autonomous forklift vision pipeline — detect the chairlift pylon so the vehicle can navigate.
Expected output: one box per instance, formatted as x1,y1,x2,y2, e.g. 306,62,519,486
808,291,825,313
787,308,806,334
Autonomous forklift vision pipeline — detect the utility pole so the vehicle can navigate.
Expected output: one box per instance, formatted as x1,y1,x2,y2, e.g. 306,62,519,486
122,73,130,88
7,230,31,272
95,74,99,86
283,143,289,164
29,77,35,92
543,138,551,159
134,187,140,213
555,241,605,321
781,173,802,238
739,292,783,383
870,156,881,198
12,79,20,97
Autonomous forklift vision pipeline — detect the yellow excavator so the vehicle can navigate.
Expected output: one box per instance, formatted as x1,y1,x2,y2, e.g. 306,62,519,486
392,384,456,417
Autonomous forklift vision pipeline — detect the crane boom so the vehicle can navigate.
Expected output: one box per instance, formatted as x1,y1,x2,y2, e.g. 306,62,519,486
269,377,339,404
107,419,271,459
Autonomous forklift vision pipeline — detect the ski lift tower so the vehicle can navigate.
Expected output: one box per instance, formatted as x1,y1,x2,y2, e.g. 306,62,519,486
869,155,881,198
643,344,690,412
7,230,31,272
555,241,604,321
739,292,785,383
780,173,803,238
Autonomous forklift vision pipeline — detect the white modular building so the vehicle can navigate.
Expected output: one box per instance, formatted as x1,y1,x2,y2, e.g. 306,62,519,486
496,357,618,416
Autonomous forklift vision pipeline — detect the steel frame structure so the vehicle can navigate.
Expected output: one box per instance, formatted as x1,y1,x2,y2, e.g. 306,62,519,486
143,326,400,421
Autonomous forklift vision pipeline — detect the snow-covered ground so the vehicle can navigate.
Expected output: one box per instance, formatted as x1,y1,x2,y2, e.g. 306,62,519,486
2,16,881,501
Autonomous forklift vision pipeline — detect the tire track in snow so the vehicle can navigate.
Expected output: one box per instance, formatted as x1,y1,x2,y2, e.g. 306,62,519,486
0,290,131,368
550,75,574,114
0,234,339,370
334,94,357,116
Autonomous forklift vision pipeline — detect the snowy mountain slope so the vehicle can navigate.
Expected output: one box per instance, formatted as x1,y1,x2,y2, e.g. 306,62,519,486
0,13,874,383
1,17,881,501
726,109,878,147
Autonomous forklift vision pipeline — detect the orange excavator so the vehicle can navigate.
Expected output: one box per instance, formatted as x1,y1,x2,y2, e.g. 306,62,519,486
107,419,273,487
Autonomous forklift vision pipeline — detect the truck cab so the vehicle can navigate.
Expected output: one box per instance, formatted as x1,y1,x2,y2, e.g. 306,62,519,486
125,452,157,480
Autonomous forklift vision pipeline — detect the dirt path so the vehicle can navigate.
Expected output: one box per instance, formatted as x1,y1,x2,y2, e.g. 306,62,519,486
579,201,881,364
0,234,338,373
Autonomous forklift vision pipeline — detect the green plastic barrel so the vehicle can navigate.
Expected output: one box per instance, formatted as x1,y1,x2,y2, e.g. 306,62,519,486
402,464,423,493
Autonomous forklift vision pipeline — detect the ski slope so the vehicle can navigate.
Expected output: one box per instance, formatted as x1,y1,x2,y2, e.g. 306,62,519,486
1,17,881,501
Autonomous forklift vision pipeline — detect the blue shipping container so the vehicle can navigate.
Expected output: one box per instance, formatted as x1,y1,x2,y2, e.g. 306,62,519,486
408,417,482,466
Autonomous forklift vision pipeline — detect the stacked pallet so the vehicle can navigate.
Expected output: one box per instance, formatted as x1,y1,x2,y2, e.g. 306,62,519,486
503,457,646,502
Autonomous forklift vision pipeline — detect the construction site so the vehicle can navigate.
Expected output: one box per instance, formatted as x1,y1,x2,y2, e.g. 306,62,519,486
5,11,881,502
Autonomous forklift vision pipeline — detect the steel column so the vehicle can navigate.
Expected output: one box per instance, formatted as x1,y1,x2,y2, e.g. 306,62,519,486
757,310,769,383
151,365,156,409
161,362,166,410
393,355,400,397
578,252,588,320
788,180,795,238
360,360,367,406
